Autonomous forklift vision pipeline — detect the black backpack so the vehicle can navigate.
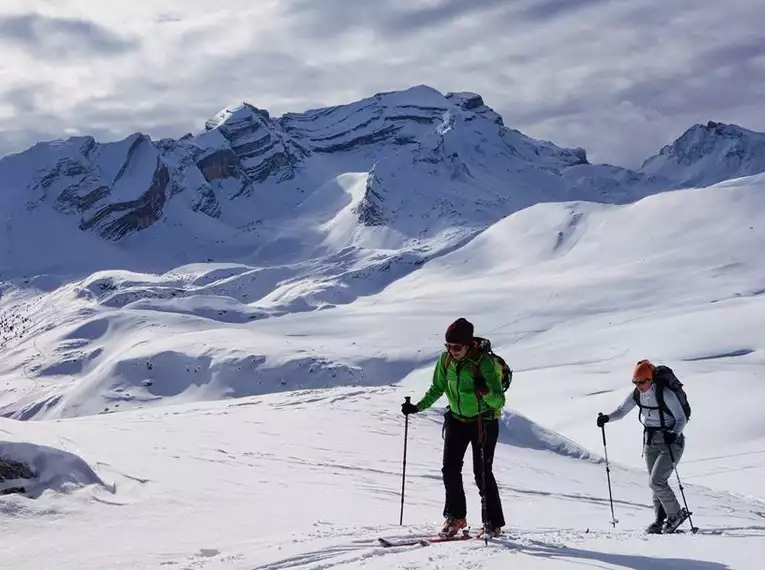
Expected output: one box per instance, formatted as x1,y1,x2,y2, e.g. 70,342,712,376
632,365,691,426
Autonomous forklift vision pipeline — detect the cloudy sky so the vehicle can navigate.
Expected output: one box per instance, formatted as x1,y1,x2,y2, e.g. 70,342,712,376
0,0,763,168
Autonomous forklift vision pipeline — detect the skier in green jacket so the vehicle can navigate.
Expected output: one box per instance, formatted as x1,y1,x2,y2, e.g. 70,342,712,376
401,317,507,538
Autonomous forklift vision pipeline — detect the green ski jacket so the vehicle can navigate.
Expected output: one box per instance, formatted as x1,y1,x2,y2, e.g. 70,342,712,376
416,349,505,420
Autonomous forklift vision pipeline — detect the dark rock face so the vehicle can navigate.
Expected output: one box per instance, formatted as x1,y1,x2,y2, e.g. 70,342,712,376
0,457,35,494
192,185,222,218
354,170,387,227
79,162,170,240
0,457,34,481
22,134,175,240
196,148,243,183
207,103,308,188
450,92,484,111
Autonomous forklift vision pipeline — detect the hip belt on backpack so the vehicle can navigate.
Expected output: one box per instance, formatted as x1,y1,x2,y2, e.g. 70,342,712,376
643,426,684,446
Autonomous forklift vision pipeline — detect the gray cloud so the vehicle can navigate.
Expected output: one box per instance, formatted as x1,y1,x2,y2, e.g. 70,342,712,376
285,0,616,37
382,0,509,36
518,0,612,22
2,1,765,170
2,83,48,115
695,38,765,72
285,0,513,37
616,64,765,118
0,13,138,58
156,13,183,24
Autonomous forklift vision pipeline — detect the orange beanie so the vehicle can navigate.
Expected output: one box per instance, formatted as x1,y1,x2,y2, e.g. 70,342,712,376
633,359,655,380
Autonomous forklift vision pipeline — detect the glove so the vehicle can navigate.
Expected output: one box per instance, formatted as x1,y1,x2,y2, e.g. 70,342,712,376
596,413,609,428
474,375,488,396
663,431,678,445
401,400,419,416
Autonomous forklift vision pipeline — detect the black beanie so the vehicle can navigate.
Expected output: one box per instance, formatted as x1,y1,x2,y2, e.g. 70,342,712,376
445,317,474,344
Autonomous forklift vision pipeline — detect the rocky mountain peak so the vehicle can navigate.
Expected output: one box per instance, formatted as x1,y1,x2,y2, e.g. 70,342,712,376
638,121,765,188
4,85,763,264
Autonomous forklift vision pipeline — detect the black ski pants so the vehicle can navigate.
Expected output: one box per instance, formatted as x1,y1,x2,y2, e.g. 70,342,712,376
441,411,505,528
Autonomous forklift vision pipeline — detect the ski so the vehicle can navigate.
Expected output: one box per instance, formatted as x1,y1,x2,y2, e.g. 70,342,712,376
663,525,699,535
429,533,475,544
377,537,429,547
378,532,474,548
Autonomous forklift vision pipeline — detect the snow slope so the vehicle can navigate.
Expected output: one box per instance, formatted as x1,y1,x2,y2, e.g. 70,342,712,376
0,384,763,569
0,172,763,570
2,88,765,569
4,171,764,441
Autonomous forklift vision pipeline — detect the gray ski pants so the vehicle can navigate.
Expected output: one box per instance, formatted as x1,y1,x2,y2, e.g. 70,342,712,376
644,430,684,519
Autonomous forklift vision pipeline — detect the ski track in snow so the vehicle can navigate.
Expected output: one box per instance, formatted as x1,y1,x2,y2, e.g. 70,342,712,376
246,526,764,570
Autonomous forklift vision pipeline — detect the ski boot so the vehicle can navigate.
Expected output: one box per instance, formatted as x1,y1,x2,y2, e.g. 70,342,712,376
663,508,690,534
646,503,666,534
439,516,467,538
477,526,503,539
645,519,665,534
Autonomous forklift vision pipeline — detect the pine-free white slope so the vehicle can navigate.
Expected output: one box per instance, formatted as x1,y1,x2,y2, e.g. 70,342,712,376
1,173,765,569
2,173,764,499
0,385,763,570
253,171,765,497
313,172,759,502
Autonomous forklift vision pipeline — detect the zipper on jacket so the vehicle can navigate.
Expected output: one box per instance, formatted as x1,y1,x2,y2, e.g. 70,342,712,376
454,360,462,417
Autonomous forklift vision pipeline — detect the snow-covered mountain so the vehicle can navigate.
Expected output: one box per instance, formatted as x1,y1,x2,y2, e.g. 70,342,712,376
639,121,765,188
2,85,765,570
4,88,764,295
1,86,672,279
2,83,765,421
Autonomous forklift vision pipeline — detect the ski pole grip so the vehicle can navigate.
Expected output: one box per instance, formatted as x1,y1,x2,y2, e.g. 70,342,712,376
405,396,410,402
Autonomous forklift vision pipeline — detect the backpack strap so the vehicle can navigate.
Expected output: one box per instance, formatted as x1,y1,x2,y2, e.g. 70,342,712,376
442,347,484,388
632,388,647,427
633,383,672,430
655,381,669,429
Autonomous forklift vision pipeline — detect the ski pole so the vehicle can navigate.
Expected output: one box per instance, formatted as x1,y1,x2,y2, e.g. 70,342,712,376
400,397,410,525
667,439,698,533
477,397,490,543
599,415,618,527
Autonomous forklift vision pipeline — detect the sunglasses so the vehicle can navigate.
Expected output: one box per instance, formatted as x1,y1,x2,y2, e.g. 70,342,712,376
444,343,467,351
632,378,651,386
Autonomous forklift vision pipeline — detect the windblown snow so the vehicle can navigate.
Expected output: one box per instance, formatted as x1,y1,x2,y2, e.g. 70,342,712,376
1,86,764,570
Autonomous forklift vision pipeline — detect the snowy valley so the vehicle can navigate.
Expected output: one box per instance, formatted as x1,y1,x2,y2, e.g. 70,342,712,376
1,85,765,570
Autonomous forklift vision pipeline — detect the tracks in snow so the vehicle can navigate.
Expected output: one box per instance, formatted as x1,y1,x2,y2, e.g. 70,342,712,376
247,524,765,570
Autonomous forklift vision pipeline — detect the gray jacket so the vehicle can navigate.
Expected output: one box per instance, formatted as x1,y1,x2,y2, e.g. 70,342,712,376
607,383,687,434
